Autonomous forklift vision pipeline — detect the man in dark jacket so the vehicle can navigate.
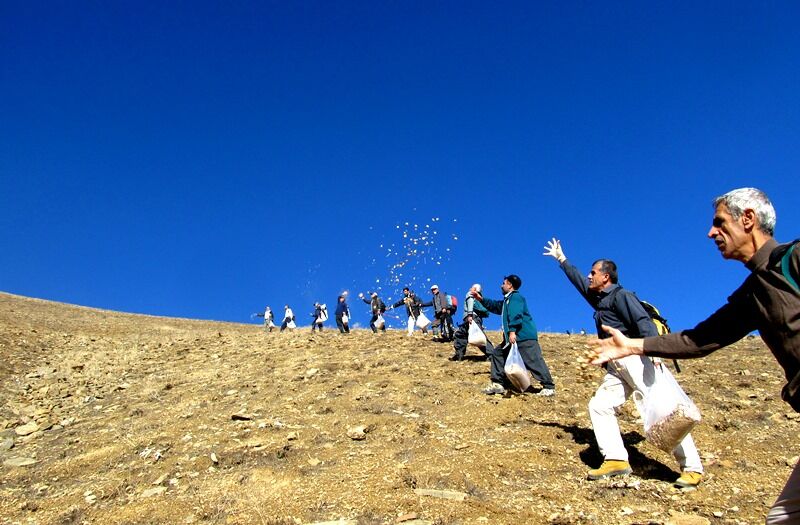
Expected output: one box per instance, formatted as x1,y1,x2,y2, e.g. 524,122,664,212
422,284,454,342
472,274,555,396
590,187,799,523
334,295,351,334
360,292,386,333
544,238,703,486
389,287,429,336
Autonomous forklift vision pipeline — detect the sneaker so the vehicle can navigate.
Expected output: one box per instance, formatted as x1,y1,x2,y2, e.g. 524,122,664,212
482,382,507,395
535,388,555,397
587,460,632,480
674,471,702,489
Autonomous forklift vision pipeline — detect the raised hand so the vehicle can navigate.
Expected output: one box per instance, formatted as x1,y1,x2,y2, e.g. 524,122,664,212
543,237,566,263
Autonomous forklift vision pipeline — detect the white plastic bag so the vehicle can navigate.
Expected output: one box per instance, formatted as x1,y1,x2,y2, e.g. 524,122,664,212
504,343,531,392
341,314,349,324
638,366,701,452
287,319,296,329
374,315,385,329
415,312,431,329
319,305,328,322
467,321,487,347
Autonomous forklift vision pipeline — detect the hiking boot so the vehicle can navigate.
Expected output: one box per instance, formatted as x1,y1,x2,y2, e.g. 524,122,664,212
674,471,703,489
535,388,555,397
587,460,632,480
482,382,507,395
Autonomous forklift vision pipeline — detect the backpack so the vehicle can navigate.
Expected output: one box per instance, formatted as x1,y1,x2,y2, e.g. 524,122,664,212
608,287,682,372
780,241,799,291
446,294,458,313
319,305,328,322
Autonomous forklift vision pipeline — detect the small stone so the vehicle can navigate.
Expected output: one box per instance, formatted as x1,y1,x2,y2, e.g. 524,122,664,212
713,511,724,518
305,368,319,379
0,437,14,451
3,457,37,467
141,486,167,498
347,426,367,440
15,421,39,436
210,453,219,464
307,458,321,466
454,444,470,450
397,513,418,522
287,432,298,441
788,456,799,467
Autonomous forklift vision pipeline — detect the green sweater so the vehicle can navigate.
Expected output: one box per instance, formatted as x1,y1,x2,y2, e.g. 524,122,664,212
481,291,538,341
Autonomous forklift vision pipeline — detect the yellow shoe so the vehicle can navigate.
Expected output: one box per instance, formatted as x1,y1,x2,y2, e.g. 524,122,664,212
587,460,632,480
674,471,702,489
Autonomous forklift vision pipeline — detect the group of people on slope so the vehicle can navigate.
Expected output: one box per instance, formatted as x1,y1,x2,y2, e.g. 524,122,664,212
254,187,799,522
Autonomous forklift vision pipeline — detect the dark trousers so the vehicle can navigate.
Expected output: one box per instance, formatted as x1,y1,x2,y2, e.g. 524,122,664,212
369,314,386,333
489,338,555,390
311,321,323,332
336,315,350,333
434,310,454,340
452,317,492,360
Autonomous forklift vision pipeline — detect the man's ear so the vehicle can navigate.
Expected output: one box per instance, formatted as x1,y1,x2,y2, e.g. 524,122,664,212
741,208,757,232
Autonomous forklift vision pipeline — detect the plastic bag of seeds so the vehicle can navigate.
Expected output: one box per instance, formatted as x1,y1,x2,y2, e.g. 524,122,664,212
637,366,701,452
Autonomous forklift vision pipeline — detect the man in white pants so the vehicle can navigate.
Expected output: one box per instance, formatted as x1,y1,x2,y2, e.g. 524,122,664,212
544,238,703,488
388,287,429,336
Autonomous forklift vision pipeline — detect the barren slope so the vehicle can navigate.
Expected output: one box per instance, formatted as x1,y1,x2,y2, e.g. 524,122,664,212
1,292,797,525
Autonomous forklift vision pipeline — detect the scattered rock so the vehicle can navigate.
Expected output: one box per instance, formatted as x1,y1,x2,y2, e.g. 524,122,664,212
0,437,14,451
14,421,39,436
347,426,368,440
141,486,167,498
413,488,468,501
3,457,37,467
666,513,711,525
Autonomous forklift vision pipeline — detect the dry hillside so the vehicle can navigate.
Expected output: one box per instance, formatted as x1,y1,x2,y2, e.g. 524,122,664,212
1,291,797,525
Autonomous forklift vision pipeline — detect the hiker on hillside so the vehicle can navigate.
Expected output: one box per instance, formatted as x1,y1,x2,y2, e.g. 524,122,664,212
255,306,276,332
359,292,387,333
311,302,325,332
280,305,295,332
451,283,492,361
388,287,429,336
421,284,455,342
470,274,555,397
543,238,704,488
588,188,800,523
335,295,351,334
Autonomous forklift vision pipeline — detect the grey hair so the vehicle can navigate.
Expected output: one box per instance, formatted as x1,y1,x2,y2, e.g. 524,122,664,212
714,187,776,236
472,283,482,293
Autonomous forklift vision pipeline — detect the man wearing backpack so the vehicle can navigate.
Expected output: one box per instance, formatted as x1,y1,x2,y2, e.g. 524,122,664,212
422,284,455,342
589,188,800,523
543,238,704,488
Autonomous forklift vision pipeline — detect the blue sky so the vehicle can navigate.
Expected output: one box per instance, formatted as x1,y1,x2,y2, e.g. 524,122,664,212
2,1,799,332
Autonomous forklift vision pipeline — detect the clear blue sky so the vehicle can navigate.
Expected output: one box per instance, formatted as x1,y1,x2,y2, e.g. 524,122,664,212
2,1,799,332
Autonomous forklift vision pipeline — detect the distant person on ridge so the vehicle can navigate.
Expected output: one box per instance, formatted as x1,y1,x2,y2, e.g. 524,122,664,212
471,274,555,397
543,238,704,487
359,292,387,333
280,305,295,332
335,295,351,334
388,287,429,336
588,188,800,522
451,283,492,361
311,302,325,332
255,306,276,332
421,284,455,342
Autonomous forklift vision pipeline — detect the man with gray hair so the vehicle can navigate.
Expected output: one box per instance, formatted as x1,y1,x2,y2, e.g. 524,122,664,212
589,188,799,523
450,283,493,361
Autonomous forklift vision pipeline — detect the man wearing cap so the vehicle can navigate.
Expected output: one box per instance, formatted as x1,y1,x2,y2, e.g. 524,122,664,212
451,283,492,361
422,284,455,342
471,274,556,396
360,292,387,333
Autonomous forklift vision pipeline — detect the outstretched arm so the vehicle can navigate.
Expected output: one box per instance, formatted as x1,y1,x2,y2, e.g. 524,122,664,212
588,325,644,364
543,237,567,264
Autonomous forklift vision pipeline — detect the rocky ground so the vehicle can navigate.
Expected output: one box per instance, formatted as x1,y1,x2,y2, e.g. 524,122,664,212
1,291,798,525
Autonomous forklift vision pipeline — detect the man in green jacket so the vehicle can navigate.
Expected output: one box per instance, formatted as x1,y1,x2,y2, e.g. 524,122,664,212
472,274,556,396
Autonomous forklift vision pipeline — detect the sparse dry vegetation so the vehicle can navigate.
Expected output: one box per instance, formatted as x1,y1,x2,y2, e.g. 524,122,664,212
1,291,798,524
